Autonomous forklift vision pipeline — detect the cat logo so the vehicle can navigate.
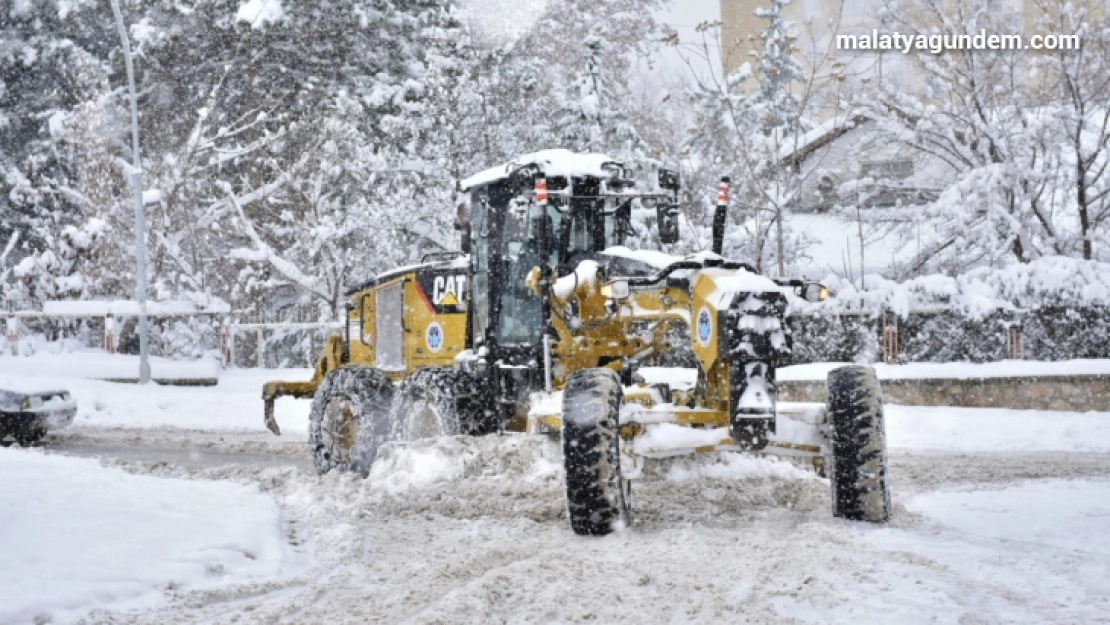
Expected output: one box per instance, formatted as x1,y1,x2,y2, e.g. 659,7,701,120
416,270,468,313
433,275,467,308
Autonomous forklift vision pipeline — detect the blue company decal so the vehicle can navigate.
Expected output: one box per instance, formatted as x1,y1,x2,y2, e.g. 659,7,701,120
697,307,712,345
426,322,444,352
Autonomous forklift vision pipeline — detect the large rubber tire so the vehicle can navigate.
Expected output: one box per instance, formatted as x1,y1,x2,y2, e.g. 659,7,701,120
2,422,46,447
14,425,46,447
561,368,630,536
826,365,891,523
388,368,465,442
308,366,394,476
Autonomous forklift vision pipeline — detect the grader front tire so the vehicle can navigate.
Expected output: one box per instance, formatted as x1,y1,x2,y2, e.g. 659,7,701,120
826,365,891,523
561,368,630,536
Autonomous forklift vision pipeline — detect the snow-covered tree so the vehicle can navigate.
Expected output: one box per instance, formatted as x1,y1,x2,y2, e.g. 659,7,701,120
861,0,1105,275
554,36,654,174
676,3,849,273
120,0,469,318
1030,0,1110,261
0,0,116,308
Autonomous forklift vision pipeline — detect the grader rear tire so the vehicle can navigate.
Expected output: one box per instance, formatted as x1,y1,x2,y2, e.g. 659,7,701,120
561,368,630,536
388,368,464,442
308,366,394,476
826,365,891,522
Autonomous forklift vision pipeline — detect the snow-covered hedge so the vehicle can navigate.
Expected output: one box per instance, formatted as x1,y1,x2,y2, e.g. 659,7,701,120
798,257,1110,319
2,317,223,361
787,258,1110,363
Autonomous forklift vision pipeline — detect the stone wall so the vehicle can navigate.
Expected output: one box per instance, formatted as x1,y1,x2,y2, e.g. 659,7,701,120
779,374,1110,411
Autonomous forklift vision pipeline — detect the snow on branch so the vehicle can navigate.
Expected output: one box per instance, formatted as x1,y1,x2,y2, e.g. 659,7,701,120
223,184,330,303
0,231,18,266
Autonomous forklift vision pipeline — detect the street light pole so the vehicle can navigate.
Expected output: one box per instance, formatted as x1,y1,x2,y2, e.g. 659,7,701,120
110,0,151,384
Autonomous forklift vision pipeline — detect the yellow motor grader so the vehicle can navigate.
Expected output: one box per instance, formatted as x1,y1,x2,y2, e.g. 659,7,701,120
263,149,890,535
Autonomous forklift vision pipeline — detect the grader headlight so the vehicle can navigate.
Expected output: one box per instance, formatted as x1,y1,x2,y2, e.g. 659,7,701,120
802,282,829,302
600,279,630,300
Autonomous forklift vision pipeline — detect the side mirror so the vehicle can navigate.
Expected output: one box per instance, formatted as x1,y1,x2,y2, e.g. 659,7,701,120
657,204,680,244
600,279,630,300
658,168,680,192
801,283,829,302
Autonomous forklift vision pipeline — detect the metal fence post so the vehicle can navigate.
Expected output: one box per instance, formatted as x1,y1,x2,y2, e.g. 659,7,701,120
221,317,233,369
1009,325,1024,359
256,328,265,368
882,311,900,364
5,317,17,356
104,315,117,354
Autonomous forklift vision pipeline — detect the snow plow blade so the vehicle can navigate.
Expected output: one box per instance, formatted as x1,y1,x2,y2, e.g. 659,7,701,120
262,333,345,435
262,380,319,435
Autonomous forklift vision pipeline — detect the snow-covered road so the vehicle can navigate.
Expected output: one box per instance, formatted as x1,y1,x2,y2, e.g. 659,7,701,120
3,353,1110,623
17,431,1110,625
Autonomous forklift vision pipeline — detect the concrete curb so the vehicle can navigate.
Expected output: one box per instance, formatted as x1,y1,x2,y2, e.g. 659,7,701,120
779,374,1110,411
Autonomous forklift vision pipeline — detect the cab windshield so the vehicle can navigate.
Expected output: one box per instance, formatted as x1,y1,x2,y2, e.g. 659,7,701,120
470,179,631,348
557,196,628,270
497,205,545,345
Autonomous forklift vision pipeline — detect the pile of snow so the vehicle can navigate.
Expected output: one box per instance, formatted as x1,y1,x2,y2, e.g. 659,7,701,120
601,245,681,270
0,350,221,381
0,354,311,433
632,423,730,453
663,451,818,482
886,405,1110,452
367,437,476,495
0,448,294,624
366,435,563,497
800,256,1110,317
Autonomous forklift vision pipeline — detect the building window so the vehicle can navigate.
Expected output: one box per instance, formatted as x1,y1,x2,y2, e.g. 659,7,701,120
861,159,913,182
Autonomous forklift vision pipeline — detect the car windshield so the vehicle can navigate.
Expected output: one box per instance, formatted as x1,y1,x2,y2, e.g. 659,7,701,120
0,390,24,411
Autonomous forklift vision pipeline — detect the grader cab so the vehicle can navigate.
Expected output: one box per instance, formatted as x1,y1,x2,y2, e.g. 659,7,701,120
263,149,891,535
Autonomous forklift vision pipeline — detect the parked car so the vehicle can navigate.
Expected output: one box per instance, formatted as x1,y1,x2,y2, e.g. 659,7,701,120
0,388,77,446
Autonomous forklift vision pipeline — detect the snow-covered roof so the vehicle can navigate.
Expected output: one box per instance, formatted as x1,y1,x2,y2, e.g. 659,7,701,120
39,299,232,316
459,149,619,191
600,246,683,270
780,113,863,164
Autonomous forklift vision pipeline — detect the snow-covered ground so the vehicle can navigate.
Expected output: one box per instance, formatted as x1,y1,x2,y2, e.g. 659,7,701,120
780,358,1110,380
0,352,312,433
0,449,301,625
53,437,1107,625
0,350,222,382
3,351,1110,623
887,405,1110,452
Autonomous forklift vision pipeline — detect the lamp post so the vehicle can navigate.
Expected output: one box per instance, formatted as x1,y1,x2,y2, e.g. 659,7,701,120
109,0,151,384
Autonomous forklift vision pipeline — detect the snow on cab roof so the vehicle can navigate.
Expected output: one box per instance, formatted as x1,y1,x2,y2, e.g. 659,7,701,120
460,149,618,191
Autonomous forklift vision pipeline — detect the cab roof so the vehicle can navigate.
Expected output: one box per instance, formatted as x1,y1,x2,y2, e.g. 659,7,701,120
459,149,620,191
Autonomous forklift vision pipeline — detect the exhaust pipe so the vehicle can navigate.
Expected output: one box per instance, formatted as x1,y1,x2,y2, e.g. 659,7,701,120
712,177,730,255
